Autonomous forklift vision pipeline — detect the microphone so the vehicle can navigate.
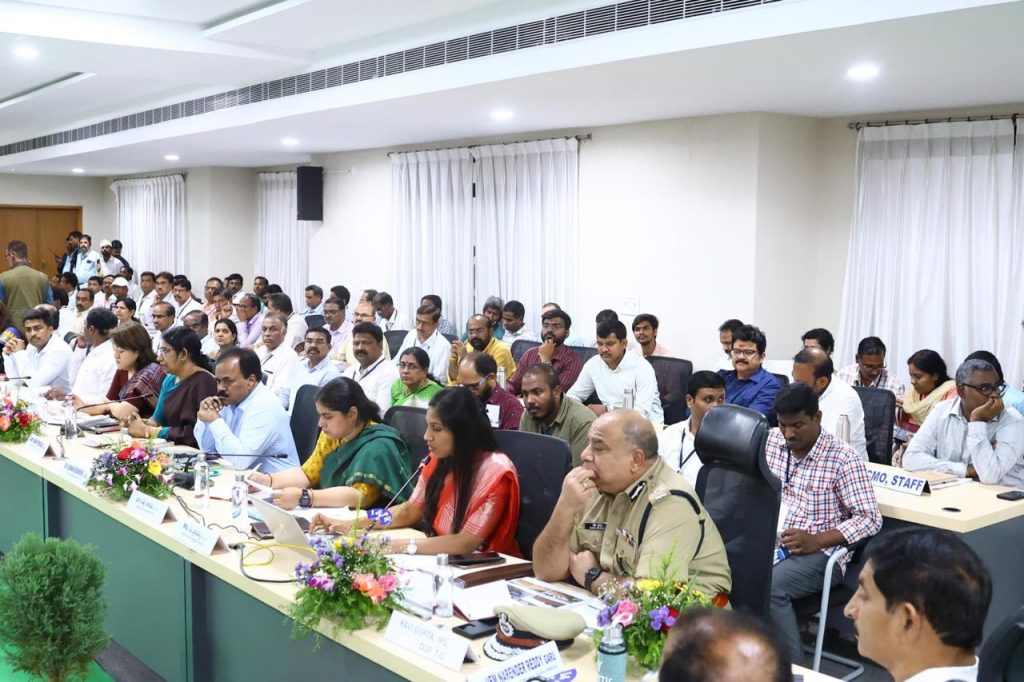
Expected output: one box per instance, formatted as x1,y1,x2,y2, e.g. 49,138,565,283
78,393,157,412
172,453,291,487
366,455,430,529
4,375,32,381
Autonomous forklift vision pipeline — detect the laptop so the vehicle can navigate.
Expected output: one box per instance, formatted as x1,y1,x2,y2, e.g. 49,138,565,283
248,496,311,547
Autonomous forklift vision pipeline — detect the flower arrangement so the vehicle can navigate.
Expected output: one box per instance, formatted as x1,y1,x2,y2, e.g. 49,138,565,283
593,559,714,669
290,513,403,642
86,442,174,500
0,397,42,443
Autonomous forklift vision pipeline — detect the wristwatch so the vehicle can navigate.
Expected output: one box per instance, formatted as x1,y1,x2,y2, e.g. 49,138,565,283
298,488,312,508
405,538,418,555
584,567,604,592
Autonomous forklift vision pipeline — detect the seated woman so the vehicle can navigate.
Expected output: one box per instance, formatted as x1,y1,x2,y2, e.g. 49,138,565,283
310,387,522,557
209,318,238,360
78,322,164,419
897,348,957,442
248,377,412,510
113,297,139,327
390,347,443,409
125,327,217,447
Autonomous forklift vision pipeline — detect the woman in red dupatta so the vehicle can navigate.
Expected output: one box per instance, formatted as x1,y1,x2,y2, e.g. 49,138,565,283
311,387,522,557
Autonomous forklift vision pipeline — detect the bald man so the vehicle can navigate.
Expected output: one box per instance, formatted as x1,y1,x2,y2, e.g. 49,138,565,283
533,409,731,600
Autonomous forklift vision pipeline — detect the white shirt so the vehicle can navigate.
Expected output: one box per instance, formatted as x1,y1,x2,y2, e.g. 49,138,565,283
819,376,868,461
567,351,664,425
284,313,307,352
503,326,539,343
151,324,180,354
256,344,301,409
342,355,399,412
379,309,411,332
138,290,157,331
658,417,701,486
200,334,218,356
194,384,300,473
58,307,89,339
175,297,203,322
904,397,1024,487
904,658,977,682
7,333,73,393
327,320,353,356
93,291,107,309
392,329,451,381
287,356,341,413
68,339,116,406
128,283,144,304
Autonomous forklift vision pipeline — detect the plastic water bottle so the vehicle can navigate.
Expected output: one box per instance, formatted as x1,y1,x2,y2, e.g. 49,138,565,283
231,472,249,533
62,397,77,438
622,387,635,411
836,414,851,444
194,453,210,510
433,553,454,618
496,366,506,390
597,623,627,682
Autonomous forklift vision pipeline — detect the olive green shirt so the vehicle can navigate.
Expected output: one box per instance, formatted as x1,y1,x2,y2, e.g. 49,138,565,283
519,395,595,466
570,458,732,596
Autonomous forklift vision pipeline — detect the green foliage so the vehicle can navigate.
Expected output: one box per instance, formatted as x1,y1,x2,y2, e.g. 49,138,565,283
0,534,109,682
0,397,43,443
87,441,174,501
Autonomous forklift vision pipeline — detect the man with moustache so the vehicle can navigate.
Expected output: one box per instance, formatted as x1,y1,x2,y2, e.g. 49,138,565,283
256,313,300,409
519,363,595,465
172,278,203,321
658,371,726,486
153,271,177,313
332,301,390,367
195,347,299,473
392,303,450,379
341,322,399,411
138,271,158,330
509,309,583,395
74,234,104,283
3,308,72,394
448,314,515,384
457,352,522,430
99,239,125,276
285,327,340,412
150,302,177,354
717,324,781,423
56,231,82,275
233,292,265,348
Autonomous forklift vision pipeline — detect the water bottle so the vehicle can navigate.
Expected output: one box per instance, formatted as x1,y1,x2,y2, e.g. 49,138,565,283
194,453,210,510
62,397,77,438
231,472,249,533
433,553,454,618
622,387,635,411
496,366,506,390
836,414,851,444
596,623,627,682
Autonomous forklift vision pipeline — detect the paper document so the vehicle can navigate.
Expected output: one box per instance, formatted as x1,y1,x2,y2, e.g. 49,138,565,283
454,580,513,620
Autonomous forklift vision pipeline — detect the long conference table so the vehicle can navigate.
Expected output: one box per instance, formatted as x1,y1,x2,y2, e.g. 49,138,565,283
0,425,844,681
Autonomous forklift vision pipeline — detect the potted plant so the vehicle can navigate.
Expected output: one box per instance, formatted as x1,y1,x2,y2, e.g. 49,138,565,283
0,533,109,682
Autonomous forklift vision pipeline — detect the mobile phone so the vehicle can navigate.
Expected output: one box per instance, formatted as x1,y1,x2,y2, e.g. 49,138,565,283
449,552,504,567
452,616,499,640
251,521,273,539
996,490,1024,501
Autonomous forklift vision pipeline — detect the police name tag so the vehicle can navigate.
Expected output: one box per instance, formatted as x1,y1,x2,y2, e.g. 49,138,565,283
870,469,930,496
384,611,478,672
24,434,55,458
466,641,568,682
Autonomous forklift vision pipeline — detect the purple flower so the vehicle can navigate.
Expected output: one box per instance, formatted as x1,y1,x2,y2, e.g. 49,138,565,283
333,555,345,570
596,607,612,627
648,606,676,632
309,571,336,592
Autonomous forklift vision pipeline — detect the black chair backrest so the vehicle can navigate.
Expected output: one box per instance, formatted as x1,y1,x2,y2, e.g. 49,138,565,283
979,604,1024,682
694,405,779,619
852,386,896,465
569,345,598,364
383,406,429,477
495,430,572,560
64,331,77,345
647,356,693,426
303,314,325,329
289,384,321,465
510,340,540,365
384,330,409,359
771,373,790,388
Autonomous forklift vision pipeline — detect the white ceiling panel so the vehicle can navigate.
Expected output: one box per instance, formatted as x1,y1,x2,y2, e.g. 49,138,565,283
0,66,72,100
13,0,266,25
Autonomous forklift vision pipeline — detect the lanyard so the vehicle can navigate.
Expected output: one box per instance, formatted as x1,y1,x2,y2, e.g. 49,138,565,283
359,356,384,380
678,428,697,472
784,447,806,488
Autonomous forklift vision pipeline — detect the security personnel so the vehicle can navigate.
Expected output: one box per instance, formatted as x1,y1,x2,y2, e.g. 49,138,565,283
533,409,732,601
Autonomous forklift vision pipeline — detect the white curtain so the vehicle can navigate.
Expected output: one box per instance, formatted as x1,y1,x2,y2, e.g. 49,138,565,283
110,174,186,275
257,171,309,301
838,121,1024,385
390,149,475,329
473,138,580,330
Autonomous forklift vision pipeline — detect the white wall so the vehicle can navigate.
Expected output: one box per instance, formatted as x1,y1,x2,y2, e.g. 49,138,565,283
0,173,113,237
185,167,258,288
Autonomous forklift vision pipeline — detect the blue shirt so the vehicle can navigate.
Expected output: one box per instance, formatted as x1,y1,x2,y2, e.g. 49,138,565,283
1001,384,1024,417
193,383,299,473
718,367,781,422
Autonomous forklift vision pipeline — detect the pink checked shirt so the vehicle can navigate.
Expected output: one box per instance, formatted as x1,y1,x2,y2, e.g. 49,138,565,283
765,427,882,571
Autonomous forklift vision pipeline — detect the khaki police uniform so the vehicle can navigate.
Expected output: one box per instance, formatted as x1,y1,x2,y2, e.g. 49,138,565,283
570,458,732,597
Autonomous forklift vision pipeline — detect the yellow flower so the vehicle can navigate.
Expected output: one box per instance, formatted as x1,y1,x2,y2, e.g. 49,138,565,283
636,579,661,591
148,459,163,476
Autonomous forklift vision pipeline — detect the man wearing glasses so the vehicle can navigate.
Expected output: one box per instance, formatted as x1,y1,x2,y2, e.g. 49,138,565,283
836,336,906,398
233,292,265,349
716,324,781,423
904,358,1024,486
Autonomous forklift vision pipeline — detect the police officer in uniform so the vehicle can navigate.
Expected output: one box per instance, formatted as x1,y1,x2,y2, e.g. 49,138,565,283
533,409,732,601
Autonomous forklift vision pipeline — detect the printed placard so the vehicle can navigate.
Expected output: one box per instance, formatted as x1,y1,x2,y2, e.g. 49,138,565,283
173,518,227,556
125,490,176,525
466,641,569,682
24,434,55,458
384,611,478,672
60,460,91,487
869,468,930,496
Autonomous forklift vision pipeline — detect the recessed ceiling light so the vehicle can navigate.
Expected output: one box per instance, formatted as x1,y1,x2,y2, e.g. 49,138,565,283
12,45,39,60
490,110,515,121
281,137,299,146
71,168,84,174
164,154,179,161
846,63,879,81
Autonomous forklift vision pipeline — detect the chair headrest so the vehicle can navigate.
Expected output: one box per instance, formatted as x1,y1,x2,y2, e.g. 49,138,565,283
694,405,769,475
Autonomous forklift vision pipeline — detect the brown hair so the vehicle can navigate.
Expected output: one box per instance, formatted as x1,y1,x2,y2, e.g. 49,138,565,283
111,322,157,371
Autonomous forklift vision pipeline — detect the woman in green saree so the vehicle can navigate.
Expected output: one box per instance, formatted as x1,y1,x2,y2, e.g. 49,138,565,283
248,377,412,510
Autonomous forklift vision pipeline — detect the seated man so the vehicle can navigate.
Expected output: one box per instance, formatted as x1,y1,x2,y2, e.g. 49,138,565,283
481,296,505,340
567,320,663,425
501,300,538,344
658,371,725,486
48,308,118,405
764,383,882,662
903,358,1024,487
508,308,583,395
707,318,744,372
457,352,522,430
844,527,990,682
448,314,515,384
233,293,265,348
660,608,792,682
300,284,324,317
332,301,389,367
791,347,868,460
392,303,451,380
420,294,457,337
541,302,584,347
965,350,1024,416
3,308,72,393
172,278,202,321
256,313,300,409
60,287,94,338
800,327,834,356
194,348,300,473
717,324,780,423
182,311,216,356
533,410,731,599
519,364,595,465
341,322,399,412
836,336,906,397
372,291,410,331
632,313,674,358
286,327,341,412
323,296,353,355
265,292,306,351
150,302,177,354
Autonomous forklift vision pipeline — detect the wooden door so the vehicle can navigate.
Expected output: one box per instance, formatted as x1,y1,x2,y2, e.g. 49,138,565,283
0,205,82,276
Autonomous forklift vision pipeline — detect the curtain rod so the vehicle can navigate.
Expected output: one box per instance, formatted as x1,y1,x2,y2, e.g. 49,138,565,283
386,133,591,158
847,113,1019,130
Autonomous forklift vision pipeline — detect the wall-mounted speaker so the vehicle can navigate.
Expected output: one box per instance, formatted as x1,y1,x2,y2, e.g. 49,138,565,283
296,166,323,221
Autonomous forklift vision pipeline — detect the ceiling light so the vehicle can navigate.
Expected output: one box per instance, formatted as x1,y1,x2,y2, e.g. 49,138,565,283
12,45,38,60
281,137,299,146
490,110,514,121
846,63,879,81
71,168,84,174
164,154,179,161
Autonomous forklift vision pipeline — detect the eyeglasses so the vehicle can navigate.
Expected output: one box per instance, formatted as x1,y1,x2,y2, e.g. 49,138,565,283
304,338,329,346
459,377,488,391
157,347,175,356
730,349,759,358
960,382,1003,396
857,362,887,371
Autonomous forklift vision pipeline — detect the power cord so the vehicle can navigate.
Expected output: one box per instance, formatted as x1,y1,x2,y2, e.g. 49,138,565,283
234,541,312,584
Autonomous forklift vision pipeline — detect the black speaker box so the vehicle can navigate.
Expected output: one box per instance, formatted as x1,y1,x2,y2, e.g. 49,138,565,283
296,165,323,221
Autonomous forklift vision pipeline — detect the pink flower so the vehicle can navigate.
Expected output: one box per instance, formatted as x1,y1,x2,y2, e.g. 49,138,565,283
129,482,139,492
612,599,638,627
353,574,387,604
378,573,398,593
117,467,127,476
0,415,10,431
612,611,635,627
